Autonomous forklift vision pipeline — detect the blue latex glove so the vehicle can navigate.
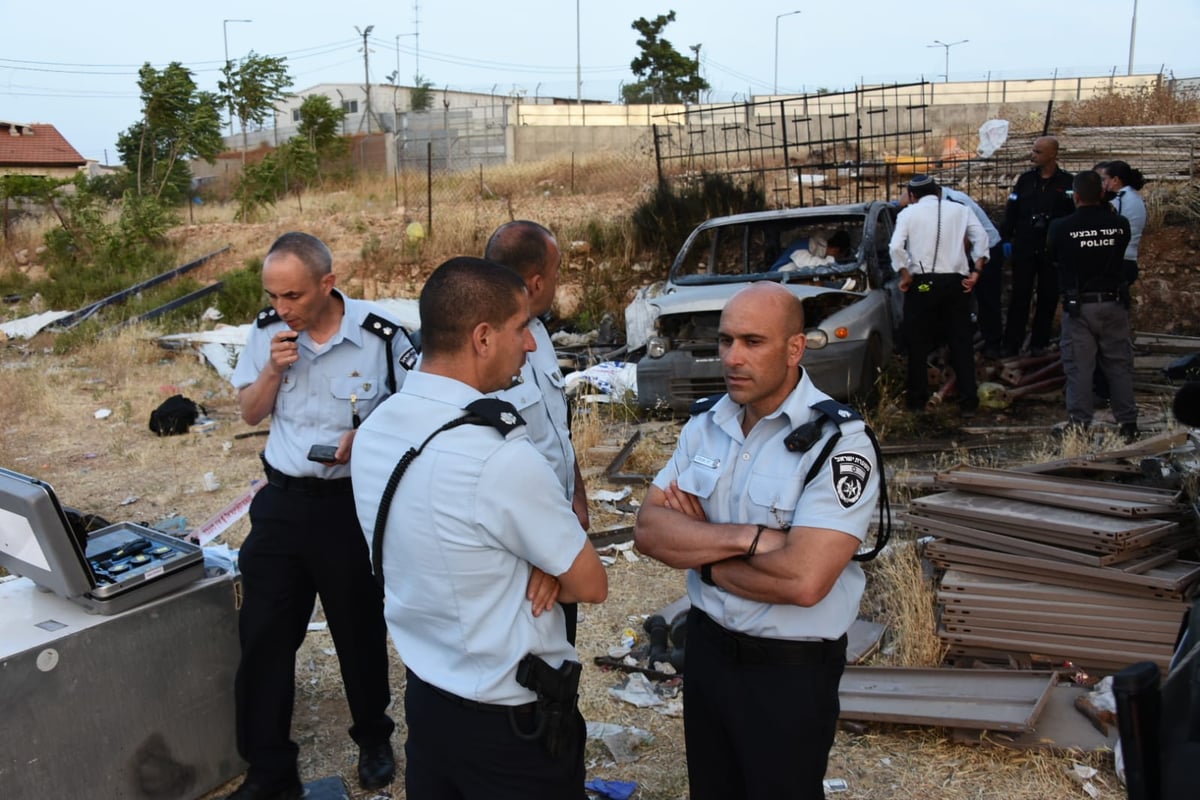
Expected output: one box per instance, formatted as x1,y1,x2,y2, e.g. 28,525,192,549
1002,241,1013,259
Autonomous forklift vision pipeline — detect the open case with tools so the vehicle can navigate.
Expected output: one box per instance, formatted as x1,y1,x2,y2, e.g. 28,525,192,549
0,465,244,799
0,466,204,615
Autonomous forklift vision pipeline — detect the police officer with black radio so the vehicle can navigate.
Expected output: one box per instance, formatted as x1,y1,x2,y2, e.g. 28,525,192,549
227,232,417,800
351,257,607,800
635,282,886,800
1048,170,1136,438
1001,135,1075,357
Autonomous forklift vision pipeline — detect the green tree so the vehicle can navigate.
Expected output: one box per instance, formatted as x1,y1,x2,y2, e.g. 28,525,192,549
235,138,319,220
297,95,346,156
219,52,293,165
410,74,435,111
622,11,710,104
116,62,223,202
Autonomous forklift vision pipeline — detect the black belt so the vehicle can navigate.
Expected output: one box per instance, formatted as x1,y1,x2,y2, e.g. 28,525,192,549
409,669,536,715
1079,291,1120,304
691,609,847,666
261,457,353,497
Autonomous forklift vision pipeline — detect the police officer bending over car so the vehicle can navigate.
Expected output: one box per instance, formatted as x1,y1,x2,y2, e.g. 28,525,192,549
351,257,607,800
228,232,417,800
635,282,883,800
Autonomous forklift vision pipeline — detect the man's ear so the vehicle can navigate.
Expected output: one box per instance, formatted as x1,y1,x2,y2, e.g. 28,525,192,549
787,332,806,367
471,320,492,357
526,272,544,303
320,271,336,294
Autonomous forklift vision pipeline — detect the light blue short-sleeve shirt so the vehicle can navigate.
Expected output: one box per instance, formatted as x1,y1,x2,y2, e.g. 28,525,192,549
493,318,575,501
653,371,879,641
351,371,587,706
230,290,413,478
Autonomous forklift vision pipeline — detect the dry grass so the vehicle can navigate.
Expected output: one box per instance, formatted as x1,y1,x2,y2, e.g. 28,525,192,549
868,541,948,668
1058,81,1200,127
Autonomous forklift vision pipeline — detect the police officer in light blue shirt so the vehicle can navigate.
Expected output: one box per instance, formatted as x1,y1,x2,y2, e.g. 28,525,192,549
486,220,589,644
636,282,881,800
352,256,607,800
226,232,416,800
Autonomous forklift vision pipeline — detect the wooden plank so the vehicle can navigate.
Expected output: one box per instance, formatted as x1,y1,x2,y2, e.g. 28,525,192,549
838,668,1057,732
937,571,1188,619
928,555,1191,602
908,508,1175,554
933,465,1182,504
927,540,1200,592
940,612,1179,645
939,627,1174,672
905,514,1164,567
913,491,1171,543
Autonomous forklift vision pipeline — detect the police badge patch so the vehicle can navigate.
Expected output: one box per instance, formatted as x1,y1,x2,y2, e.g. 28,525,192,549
830,452,871,508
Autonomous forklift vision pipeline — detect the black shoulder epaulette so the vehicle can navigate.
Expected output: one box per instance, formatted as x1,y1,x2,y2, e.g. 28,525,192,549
464,398,525,436
783,398,889,562
362,312,398,342
255,306,280,328
689,393,725,416
784,399,860,453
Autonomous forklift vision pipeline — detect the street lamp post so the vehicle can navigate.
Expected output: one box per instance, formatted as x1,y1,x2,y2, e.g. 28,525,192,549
223,19,252,137
774,10,802,95
928,39,967,83
1127,0,1138,75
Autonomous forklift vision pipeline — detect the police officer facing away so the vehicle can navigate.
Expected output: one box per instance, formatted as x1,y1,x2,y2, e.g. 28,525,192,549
889,174,990,415
228,232,414,800
1048,171,1136,439
486,221,590,644
635,282,881,800
351,257,608,800
1000,135,1075,357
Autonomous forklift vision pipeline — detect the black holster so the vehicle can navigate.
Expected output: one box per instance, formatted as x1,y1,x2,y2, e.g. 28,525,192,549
514,654,581,758
1063,291,1081,319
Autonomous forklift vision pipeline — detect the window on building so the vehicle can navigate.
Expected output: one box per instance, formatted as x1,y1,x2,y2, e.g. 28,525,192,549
291,109,302,122
341,100,359,114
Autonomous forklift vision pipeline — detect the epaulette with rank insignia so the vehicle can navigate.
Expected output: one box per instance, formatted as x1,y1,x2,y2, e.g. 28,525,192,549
361,313,406,394
465,398,526,436
689,393,725,416
255,306,280,328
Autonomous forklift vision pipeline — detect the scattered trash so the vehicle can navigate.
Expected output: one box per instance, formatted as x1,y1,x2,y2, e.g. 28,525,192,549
152,515,189,534
190,418,218,434
823,778,850,793
585,778,638,800
591,487,632,503
307,621,329,632
119,495,139,506
94,408,112,420
565,361,638,400
202,472,221,492
1068,763,1102,798
608,672,663,707
201,307,223,321
620,627,638,649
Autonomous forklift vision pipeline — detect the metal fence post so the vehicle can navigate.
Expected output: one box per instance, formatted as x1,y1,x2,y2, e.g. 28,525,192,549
427,141,433,239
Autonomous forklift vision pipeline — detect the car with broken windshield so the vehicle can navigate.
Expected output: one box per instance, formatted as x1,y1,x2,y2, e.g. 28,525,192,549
626,202,901,414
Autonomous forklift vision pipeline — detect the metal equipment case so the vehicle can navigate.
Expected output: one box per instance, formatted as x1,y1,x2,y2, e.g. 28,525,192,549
0,571,245,799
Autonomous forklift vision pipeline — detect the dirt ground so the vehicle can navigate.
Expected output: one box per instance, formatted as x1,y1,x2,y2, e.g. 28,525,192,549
2,195,1197,799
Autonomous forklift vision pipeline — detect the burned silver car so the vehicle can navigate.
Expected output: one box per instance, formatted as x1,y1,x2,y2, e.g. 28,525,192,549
626,202,901,414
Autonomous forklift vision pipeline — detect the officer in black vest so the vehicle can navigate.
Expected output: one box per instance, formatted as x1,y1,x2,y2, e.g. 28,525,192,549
1000,136,1075,356
1048,171,1135,438
226,232,417,800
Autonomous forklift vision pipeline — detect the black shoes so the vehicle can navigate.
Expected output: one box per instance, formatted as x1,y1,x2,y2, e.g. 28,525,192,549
223,779,302,800
1120,422,1139,443
358,741,396,790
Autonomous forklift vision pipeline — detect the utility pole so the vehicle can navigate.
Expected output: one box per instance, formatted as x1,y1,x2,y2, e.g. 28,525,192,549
356,25,375,133
576,0,582,105
1127,0,1138,75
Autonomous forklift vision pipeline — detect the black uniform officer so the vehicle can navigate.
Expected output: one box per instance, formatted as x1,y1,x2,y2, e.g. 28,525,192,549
1048,171,1136,438
1000,135,1075,356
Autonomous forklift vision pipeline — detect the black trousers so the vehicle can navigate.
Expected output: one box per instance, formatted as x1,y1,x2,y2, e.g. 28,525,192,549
234,482,394,787
404,671,587,800
1004,250,1059,352
974,243,1006,350
902,273,979,411
683,610,846,800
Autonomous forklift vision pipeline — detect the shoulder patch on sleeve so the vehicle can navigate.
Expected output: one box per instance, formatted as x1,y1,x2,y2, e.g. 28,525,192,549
362,312,398,342
465,398,526,436
397,327,420,370
689,393,725,416
255,306,280,328
831,451,871,509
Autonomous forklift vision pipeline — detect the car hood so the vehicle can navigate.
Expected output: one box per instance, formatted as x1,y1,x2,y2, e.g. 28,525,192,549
649,281,858,316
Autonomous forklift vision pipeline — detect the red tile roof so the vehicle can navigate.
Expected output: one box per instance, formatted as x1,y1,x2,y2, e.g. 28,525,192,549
0,122,87,167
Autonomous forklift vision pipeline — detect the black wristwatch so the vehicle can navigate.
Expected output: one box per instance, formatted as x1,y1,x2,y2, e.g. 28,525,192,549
700,563,717,586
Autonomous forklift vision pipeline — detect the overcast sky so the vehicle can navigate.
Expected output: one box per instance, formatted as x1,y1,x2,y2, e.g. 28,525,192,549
3,0,1196,163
